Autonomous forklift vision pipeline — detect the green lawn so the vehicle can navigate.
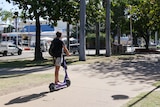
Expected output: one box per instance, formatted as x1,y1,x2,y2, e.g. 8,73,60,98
0,73,54,96
122,91,160,107
122,82,160,107
0,55,136,68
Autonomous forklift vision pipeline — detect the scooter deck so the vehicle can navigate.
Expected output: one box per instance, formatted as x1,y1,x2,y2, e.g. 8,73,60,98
54,82,67,90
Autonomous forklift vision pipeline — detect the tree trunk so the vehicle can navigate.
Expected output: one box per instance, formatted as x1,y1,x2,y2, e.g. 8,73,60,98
145,29,151,50
95,22,100,55
105,0,111,57
34,14,44,61
79,0,86,61
117,26,121,44
145,34,150,50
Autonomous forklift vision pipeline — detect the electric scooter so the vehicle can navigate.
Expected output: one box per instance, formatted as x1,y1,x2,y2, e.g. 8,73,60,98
49,56,71,92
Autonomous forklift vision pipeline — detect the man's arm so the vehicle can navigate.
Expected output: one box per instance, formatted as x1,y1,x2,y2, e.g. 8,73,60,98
63,45,70,56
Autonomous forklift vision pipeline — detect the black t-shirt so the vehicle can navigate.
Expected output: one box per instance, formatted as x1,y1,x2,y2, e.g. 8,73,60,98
51,38,64,57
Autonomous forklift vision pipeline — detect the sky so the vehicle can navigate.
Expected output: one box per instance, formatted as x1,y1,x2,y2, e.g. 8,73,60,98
0,0,19,11
0,0,20,25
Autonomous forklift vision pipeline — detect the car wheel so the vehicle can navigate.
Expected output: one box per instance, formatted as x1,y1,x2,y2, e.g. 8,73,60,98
3,51,7,56
73,51,76,54
18,50,22,55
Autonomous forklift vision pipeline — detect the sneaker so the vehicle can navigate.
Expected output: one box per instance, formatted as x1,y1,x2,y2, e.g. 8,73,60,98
55,81,63,85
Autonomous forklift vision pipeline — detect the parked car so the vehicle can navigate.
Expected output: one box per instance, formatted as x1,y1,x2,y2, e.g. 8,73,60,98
70,43,79,54
0,41,22,56
30,40,48,52
62,37,79,54
40,40,48,52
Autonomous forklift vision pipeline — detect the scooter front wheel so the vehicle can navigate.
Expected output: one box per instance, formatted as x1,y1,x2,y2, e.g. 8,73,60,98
49,83,55,92
66,79,71,87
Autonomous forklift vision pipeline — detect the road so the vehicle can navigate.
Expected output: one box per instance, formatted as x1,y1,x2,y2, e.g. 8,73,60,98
0,49,107,61
0,47,136,61
0,51,33,61
0,46,137,61
0,51,50,61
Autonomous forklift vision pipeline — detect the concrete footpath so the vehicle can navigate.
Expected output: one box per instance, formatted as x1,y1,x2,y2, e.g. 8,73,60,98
0,57,159,107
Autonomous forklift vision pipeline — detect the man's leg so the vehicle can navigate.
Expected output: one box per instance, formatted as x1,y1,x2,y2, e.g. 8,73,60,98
55,65,60,84
54,57,61,84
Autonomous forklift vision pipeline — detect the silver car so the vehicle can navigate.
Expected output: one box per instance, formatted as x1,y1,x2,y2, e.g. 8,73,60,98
0,41,22,56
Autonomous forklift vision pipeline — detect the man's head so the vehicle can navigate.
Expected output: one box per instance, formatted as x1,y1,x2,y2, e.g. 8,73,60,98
56,31,62,38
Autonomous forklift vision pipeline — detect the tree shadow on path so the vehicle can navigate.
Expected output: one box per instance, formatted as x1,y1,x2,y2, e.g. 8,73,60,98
87,55,160,84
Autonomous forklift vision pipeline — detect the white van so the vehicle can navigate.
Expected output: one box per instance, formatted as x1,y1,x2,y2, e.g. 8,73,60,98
40,40,48,52
0,41,22,56
30,40,48,52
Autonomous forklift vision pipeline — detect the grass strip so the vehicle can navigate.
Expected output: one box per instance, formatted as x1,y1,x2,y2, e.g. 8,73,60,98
122,91,160,107
0,55,136,68
0,73,64,96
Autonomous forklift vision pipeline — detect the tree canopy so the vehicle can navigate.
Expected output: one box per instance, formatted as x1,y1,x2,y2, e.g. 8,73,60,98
109,0,160,49
130,0,160,49
3,0,160,56
0,10,13,22
6,0,79,61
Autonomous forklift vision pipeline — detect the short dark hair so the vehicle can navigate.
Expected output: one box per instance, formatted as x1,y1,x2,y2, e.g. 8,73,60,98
56,31,62,38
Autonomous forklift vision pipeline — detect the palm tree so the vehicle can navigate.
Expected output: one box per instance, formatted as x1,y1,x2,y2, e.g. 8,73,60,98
0,10,13,23
0,10,14,32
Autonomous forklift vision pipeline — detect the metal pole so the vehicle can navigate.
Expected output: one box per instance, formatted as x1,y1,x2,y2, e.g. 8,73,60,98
16,16,18,46
79,0,86,61
0,31,1,42
67,23,70,50
76,23,79,43
155,31,158,45
105,0,111,57
96,22,100,55
130,15,133,40
14,12,19,46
